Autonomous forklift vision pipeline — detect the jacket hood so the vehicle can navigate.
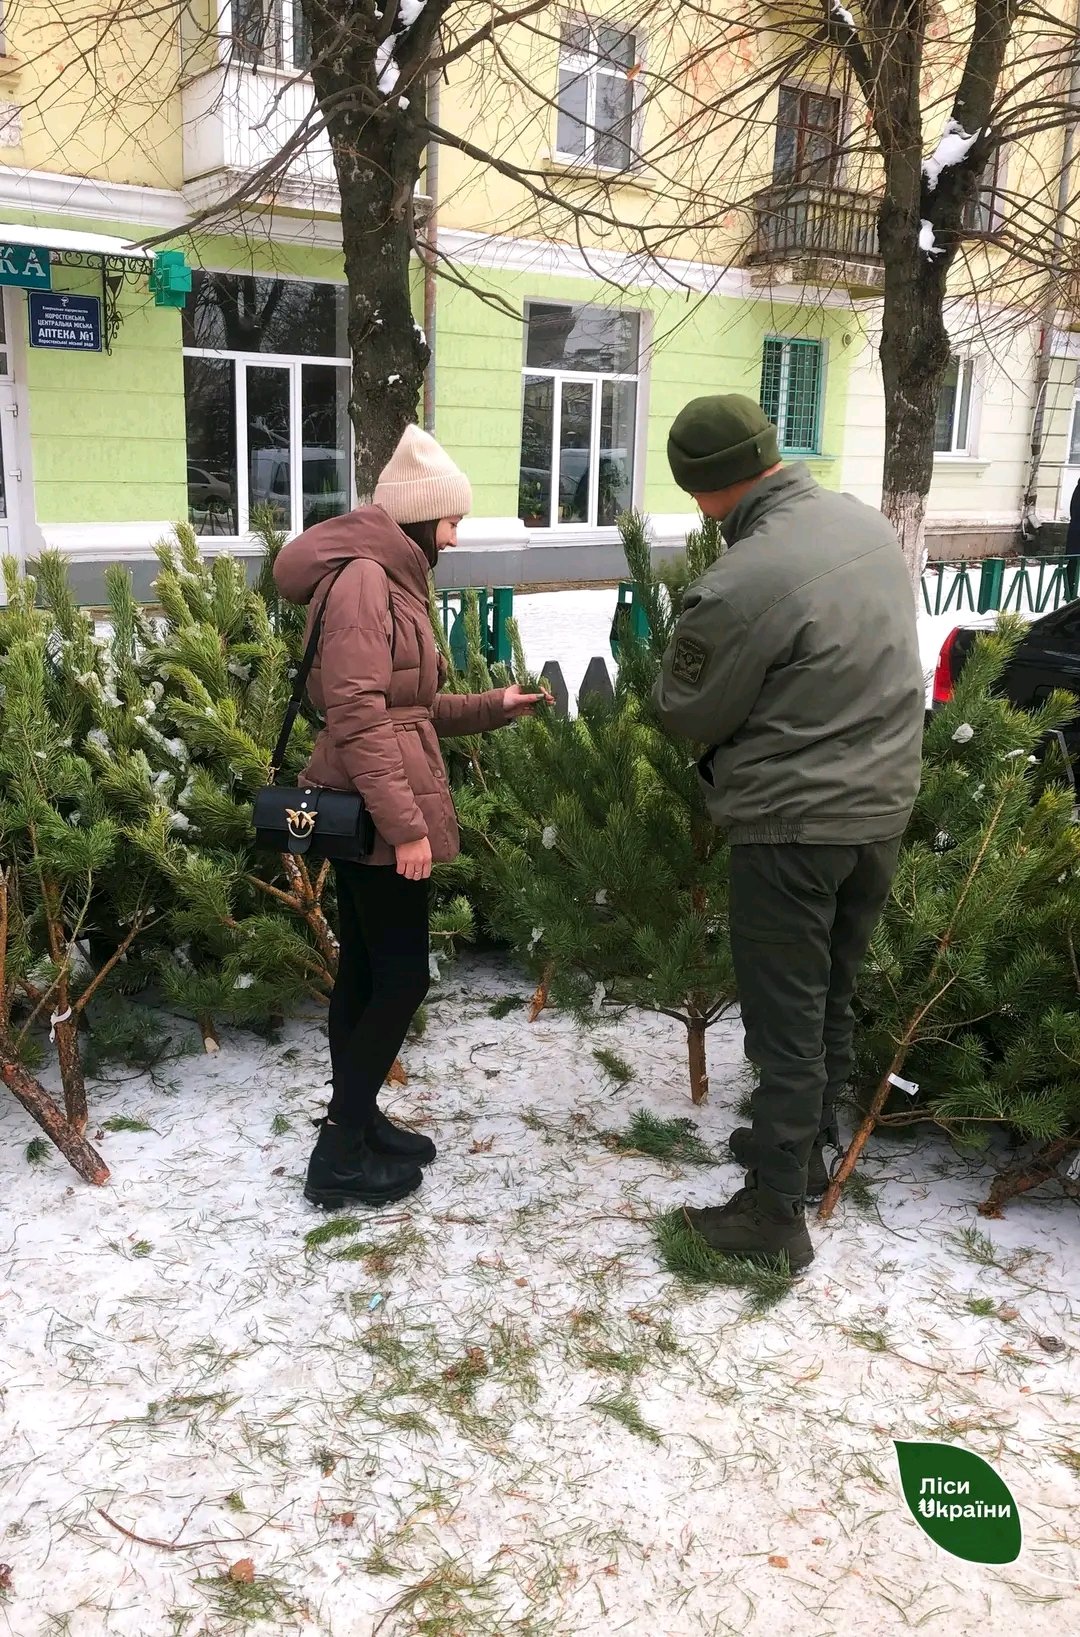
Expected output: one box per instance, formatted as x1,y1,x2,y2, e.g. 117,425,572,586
272,505,430,607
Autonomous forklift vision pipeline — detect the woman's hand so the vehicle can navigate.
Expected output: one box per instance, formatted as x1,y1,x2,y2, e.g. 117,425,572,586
504,683,554,719
395,837,433,880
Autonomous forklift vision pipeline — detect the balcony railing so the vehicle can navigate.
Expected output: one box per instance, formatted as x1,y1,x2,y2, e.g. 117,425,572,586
181,65,338,213
749,182,881,270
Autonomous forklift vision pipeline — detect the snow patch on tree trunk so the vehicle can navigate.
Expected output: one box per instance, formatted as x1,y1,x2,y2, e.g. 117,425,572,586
883,490,928,595
922,119,981,190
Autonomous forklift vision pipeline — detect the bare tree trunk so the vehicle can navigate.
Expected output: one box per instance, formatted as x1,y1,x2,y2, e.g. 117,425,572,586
528,965,553,1023
687,1016,709,1105
877,194,952,592
54,1017,88,1134
818,1047,906,1220
0,1033,110,1185
978,1135,1080,1218
309,7,434,496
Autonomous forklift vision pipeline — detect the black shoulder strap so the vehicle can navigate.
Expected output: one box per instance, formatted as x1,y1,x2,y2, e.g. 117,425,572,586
267,563,351,784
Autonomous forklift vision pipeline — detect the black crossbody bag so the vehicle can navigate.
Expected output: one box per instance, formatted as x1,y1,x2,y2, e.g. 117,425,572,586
252,566,376,861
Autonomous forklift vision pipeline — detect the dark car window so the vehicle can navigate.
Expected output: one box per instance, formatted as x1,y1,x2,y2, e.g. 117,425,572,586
1030,602,1080,643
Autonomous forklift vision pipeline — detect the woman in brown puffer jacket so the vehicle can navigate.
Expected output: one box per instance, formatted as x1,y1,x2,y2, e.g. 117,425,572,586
273,426,548,1211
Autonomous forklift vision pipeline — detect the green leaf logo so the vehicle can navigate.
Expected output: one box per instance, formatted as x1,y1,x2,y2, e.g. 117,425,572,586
895,1440,1022,1563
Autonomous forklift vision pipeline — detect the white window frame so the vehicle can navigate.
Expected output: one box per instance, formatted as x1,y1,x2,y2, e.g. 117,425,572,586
934,355,979,458
554,18,643,173
182,271,353,540
1068,390,1080,468
520,300,641,531
228,0,309,73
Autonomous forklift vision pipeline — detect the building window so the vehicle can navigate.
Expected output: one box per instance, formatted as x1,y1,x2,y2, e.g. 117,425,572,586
519,301,639,529
962,149,1006,235
233,0,311,70
759,338,823,455
1068,394,1080,466
773,86,842,186
556,20,639,171
182,272,351,537
935,357,976,455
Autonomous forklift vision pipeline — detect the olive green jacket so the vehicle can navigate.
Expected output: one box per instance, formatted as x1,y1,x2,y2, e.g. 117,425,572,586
653,465,924,845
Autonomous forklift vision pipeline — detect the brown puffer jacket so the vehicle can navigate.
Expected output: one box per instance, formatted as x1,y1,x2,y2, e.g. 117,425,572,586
273,506,511,865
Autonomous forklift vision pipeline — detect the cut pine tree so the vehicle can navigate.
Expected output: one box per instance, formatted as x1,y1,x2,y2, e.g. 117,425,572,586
825,623,1080,1220
466,513,736,1102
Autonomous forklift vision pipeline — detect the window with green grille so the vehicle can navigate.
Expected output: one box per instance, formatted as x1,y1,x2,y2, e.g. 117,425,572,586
759,338,823,454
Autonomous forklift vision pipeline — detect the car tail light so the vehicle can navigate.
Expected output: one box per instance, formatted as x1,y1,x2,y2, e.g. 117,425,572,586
933,628,962,705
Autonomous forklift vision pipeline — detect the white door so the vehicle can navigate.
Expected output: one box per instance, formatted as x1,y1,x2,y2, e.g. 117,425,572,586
1059,391,1080,521
0,294,22,568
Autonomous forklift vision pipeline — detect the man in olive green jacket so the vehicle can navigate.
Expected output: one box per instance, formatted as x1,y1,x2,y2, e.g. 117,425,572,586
654,394,924,1271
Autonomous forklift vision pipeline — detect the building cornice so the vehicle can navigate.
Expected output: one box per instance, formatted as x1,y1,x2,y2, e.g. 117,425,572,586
0,164,868,304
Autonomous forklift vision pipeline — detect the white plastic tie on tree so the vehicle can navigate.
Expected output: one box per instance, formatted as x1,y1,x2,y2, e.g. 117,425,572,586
591,981,609,1014
428,951,441,983
541,825,557,849
952,722,974,744
528,926,544,951
595,889,609,906
49,1006,73,1043
888,1072,919,1096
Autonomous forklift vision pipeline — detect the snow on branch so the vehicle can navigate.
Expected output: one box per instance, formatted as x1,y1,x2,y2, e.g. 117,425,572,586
830,0,857,28
923,119,980,190
375,0,427,95
375,37,400,94
919,219,945,258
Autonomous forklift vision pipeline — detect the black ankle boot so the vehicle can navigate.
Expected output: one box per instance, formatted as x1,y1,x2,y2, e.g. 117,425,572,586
305,1120,423,1211
727,1127,833,1202
367,1108,437,1166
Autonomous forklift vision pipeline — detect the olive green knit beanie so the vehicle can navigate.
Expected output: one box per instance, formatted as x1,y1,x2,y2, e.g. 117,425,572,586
667,394,780,494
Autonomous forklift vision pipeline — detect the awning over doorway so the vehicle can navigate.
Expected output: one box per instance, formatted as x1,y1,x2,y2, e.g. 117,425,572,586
0,223,151,261
0,222,155,352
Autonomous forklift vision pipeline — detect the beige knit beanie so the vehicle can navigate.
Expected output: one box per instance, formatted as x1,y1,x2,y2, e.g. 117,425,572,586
372,424,472,524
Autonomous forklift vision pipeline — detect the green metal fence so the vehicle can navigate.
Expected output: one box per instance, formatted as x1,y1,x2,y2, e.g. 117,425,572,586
921,557,1079,618
437,588,514,669
611,582,651,657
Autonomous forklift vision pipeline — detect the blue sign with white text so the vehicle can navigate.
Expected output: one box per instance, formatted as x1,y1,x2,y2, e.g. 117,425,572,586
28,291,102,352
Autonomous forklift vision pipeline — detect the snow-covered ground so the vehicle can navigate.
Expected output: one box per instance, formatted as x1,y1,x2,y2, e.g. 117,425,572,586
513,589,993,709
2,959,1078,1636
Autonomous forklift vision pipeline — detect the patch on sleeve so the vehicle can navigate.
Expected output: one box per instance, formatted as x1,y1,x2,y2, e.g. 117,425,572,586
671,635,711,686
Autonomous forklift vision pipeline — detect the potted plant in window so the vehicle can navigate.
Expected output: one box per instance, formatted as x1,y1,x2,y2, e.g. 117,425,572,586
518,476,546,528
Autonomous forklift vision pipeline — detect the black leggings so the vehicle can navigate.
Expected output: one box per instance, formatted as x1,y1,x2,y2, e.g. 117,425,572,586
327,862,431,1128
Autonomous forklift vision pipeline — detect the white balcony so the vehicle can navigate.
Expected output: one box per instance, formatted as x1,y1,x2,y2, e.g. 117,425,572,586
181,65,340,218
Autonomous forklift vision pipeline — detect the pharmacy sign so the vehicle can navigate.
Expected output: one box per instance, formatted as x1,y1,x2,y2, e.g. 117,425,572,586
0,244,51,290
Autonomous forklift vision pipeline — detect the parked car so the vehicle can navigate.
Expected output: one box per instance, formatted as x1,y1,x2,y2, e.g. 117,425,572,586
931,602,1080,787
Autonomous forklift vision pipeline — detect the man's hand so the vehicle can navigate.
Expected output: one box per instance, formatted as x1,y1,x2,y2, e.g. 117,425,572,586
504,683,554,719
395,837,433,880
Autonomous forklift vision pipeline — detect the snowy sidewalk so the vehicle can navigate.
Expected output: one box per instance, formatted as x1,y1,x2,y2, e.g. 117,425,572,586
513,588,974,708
1,956,1078,1636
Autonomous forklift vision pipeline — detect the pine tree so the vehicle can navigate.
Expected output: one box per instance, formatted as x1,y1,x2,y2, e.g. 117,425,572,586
0,553,155,1175
470,513,735,1102
823,621,1080,1218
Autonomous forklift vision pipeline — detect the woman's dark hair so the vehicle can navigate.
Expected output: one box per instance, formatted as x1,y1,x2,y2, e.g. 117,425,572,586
400,519,440,569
